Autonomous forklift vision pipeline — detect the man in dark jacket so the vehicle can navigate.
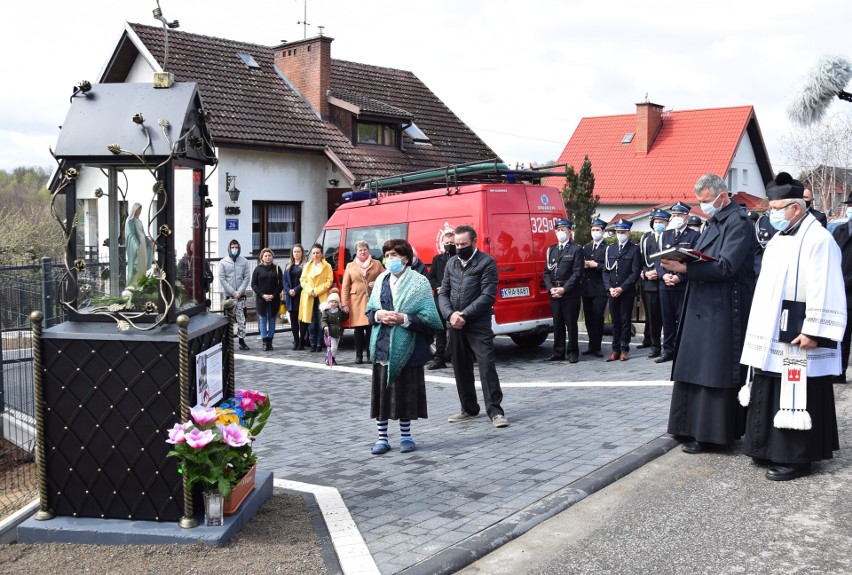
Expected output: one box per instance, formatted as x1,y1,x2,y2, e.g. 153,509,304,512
831,192,852,383
602,219,641,361
638,210,668,358
803,186,828,227
661,174,756,453
427,230,455,370
544,219,584,362
439,225,508,428
654,202,700,363
580,218,609,357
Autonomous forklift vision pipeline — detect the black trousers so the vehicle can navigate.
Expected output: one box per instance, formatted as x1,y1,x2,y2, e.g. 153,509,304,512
582,295,607,352
659,288,686,356
841,306,852,375
609,291,635,352
640,286,662,350
449,319,504,419
433,296,449,362
353,325,372,358
550,295,581,356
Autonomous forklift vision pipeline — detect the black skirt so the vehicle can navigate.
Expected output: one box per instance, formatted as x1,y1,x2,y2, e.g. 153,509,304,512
667,380,746,445
742,373,839,464
370,363,428,421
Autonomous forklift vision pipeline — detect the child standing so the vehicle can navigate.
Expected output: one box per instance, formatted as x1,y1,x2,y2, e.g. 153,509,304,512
321,289,349,365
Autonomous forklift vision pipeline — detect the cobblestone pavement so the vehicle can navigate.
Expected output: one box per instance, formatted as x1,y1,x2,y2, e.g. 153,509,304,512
238,329,674,575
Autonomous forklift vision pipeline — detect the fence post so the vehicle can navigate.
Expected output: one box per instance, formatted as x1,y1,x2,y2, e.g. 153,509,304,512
40,257,52,328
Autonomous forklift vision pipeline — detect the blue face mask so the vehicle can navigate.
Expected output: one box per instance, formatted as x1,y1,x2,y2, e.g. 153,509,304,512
387,258,405,274
653,223,666,233
846,206,852,220
769,209,791,232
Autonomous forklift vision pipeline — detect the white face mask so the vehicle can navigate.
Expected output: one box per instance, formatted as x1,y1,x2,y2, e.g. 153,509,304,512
591,230,603,242
668,217,685,230
616,232,629,245
556,230,568,243
846,206,852,220
700,192,724,218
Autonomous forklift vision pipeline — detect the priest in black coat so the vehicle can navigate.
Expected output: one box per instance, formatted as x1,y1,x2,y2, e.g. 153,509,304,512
661,174,756,453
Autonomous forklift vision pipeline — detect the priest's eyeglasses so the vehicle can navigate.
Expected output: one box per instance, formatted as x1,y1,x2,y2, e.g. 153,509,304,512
768,202,796,216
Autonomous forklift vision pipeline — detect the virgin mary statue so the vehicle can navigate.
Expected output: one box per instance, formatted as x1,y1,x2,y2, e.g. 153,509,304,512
125,202,150,283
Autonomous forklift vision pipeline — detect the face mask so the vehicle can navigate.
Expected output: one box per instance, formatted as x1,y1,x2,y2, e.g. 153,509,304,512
768,209,791,232
457,245,475,260
846,207,852,220
805,200,812,209
700,192,724,218
616,233,629,245
591,231,603,242
653,223,666,233
387,258,405,274
556,230,568,243
443,243,456,256
688,226,702,232
669,217,685,230
230,248,239,257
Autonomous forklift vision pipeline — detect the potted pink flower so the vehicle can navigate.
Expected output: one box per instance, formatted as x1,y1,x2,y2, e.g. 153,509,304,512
166,389,271,523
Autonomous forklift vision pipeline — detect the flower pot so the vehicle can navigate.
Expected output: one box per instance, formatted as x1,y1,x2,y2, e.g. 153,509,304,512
203,490,224,526
223,463,257,515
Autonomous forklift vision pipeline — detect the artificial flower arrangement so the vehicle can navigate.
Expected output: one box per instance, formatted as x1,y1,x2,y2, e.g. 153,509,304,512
166,389,271,499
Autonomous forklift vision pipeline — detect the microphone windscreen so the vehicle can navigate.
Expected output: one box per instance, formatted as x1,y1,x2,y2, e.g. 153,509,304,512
787,54,852,126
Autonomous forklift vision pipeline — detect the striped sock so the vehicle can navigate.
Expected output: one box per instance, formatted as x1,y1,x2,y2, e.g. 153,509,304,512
399,419,411,439
376,420,389,442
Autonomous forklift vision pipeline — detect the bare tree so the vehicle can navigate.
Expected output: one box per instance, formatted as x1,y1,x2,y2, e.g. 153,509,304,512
781,110,852,218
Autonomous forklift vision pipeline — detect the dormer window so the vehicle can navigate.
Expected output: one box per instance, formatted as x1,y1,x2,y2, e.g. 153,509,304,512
357,122,398,147
404,122,431,145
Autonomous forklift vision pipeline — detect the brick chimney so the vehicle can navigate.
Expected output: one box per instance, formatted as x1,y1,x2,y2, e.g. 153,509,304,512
274,36,333,119
635,101,664,155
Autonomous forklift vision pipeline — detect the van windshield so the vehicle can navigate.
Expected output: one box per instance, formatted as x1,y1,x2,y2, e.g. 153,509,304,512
344,224,409,265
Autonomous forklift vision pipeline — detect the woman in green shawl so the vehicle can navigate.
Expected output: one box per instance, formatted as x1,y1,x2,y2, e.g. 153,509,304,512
366,239,442,455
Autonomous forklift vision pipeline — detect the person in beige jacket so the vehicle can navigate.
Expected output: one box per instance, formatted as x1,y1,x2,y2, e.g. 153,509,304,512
299,243,334,352
341,241,385,363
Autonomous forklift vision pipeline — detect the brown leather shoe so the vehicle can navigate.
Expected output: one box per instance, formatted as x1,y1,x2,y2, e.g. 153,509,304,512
606,351,620,362
620,351,629,361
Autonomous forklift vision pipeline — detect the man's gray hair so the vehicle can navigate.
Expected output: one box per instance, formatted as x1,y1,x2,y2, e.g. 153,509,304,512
789,198,807,210
694,174,729,196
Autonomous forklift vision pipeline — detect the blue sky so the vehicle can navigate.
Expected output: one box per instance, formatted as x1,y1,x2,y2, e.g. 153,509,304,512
2,0,851,173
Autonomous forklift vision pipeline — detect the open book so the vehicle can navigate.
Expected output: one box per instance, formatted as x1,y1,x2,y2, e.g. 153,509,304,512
648,247,716,263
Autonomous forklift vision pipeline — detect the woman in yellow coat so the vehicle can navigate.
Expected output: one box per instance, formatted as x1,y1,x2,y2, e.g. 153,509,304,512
299,243,334,352
341,240,385,364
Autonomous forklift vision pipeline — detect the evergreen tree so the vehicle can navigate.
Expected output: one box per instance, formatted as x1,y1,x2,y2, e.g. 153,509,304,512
562,156,599,244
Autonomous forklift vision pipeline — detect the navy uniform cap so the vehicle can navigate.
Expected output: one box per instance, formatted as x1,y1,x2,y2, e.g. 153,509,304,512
650,209,671,220
554,218,573,229
613,219,632,231
670,202,691,214
746,210,760,221
590,217,607,228
687,215,702,226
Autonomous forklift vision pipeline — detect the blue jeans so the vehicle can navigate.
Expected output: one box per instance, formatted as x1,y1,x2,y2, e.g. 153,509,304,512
258,305,276,339
307,299,321,347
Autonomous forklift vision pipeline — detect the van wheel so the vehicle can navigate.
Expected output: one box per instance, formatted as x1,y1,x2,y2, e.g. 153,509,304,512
510,332,549,348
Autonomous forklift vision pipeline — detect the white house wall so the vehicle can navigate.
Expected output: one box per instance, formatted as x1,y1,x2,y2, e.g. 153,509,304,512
728,131,766,198
216,148,327,257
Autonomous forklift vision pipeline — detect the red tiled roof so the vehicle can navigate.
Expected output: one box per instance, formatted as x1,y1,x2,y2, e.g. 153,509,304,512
545,106,766,205
109,24,498,182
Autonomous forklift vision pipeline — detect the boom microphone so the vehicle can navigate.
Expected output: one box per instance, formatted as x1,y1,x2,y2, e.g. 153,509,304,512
787,55,852,126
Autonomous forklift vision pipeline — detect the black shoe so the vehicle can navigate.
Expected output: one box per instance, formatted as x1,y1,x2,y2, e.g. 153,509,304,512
262,339,271,351
267,340,274,351
311,346,318,352
292,340,299,350
545,355,565,362
636,343,652,349
765,463,811,481
568,352,579,363
238,338,250,351
581,349,603,358
681,440,707,454
647,349,661,359
356,354,364,364
427,360,447,370
655,354,673,363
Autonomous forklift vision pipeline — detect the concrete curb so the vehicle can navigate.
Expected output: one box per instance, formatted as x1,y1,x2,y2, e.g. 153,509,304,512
399,436,679,575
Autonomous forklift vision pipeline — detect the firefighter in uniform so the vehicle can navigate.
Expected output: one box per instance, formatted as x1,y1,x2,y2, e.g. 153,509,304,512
544,218,584,362
603,219,642,361
580,217,609,357
638,209,669,358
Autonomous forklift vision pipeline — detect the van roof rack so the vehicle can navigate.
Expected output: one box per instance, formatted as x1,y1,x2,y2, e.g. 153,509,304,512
344,159,569,202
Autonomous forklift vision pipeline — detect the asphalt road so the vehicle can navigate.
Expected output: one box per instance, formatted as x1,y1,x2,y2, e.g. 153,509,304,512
458,383,852,575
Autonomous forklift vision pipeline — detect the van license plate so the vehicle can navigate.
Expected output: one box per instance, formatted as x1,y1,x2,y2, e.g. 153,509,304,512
500,286,530,299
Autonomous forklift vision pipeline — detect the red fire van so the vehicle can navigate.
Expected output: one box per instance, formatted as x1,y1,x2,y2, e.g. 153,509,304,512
315,162,569,347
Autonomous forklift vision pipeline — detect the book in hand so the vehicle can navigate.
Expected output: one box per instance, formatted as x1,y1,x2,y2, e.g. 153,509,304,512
648,247,716,263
